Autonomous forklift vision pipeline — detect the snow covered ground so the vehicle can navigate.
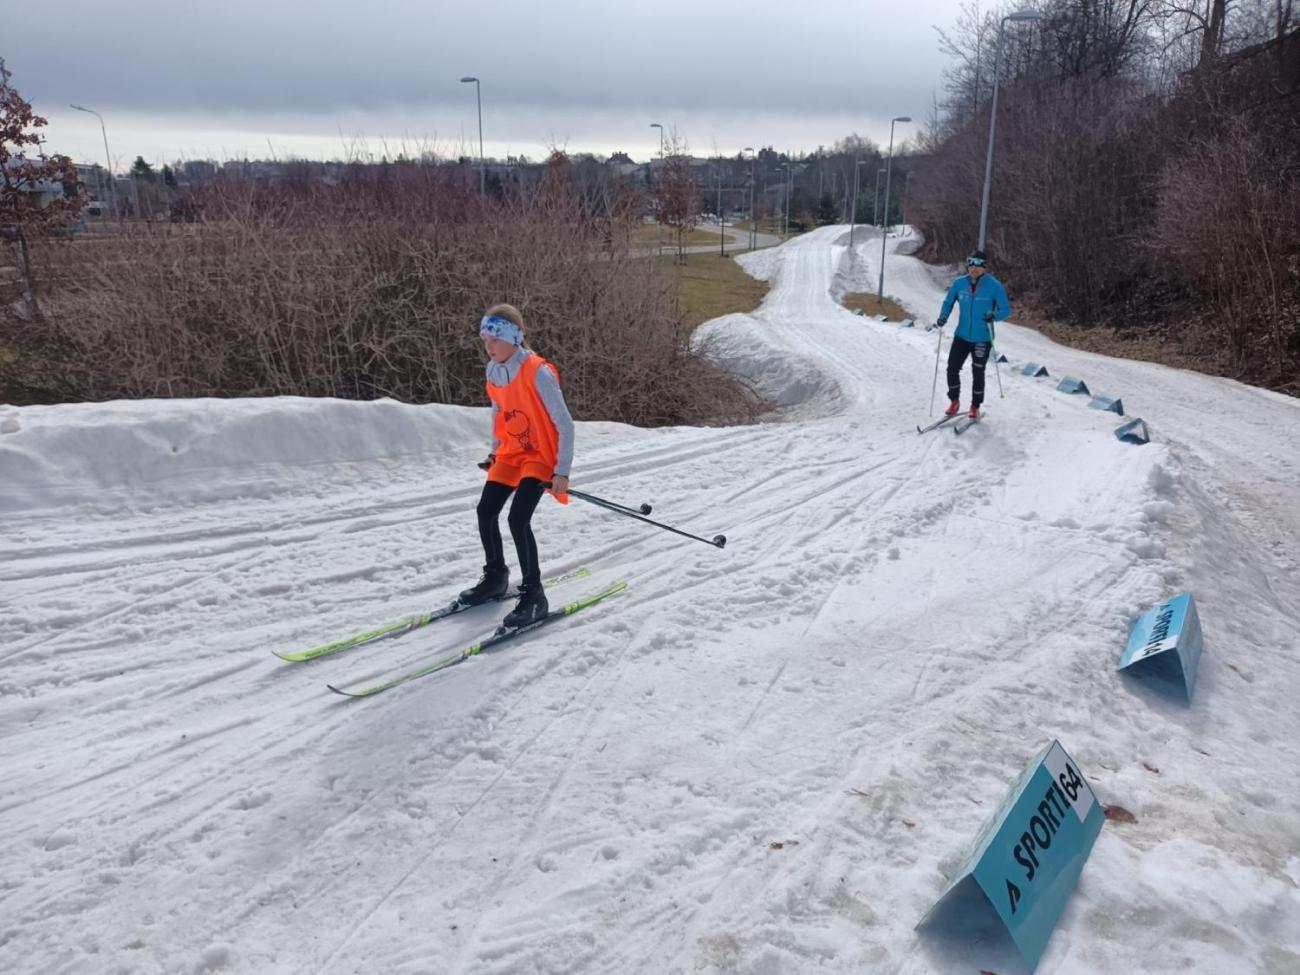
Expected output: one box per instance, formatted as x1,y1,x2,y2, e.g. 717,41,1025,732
2,227,1298,974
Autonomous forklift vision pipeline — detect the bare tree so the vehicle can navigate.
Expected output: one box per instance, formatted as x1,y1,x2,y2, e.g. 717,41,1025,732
653,131,702,263
0,59,86,319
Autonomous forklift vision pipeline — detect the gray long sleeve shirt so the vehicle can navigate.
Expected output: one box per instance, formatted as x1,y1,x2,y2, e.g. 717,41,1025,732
486,348,575,476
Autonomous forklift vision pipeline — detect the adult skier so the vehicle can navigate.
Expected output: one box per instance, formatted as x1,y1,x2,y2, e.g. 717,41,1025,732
934,250,1011,419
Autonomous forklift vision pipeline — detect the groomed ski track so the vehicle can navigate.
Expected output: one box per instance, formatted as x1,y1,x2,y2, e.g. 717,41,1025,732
1,226,1298,974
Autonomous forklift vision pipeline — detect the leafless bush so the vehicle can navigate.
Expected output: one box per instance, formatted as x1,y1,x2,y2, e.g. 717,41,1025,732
1152,115,1300,385
909,4,1299,391
13,165,760,424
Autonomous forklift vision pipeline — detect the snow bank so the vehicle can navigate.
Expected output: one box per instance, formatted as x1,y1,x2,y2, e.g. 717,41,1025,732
0,396,486,514
2,227,1298,975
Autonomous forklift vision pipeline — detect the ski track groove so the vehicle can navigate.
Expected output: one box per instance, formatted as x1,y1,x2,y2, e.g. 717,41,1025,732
6,225,1286,975
311,605,626,975
0,428,749,673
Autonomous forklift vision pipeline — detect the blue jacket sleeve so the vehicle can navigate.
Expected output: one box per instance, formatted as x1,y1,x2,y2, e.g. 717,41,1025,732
991,279,1011,322
939,279,960,322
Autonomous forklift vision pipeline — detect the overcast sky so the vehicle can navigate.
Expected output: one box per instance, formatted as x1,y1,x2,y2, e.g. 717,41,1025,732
12,0,960,170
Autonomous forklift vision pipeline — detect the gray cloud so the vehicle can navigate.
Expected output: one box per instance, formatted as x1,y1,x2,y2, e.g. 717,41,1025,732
13,0,957,161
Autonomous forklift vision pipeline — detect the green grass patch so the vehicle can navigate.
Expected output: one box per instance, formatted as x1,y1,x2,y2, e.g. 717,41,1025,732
660,253,769,330
631,224,736,248
840,292,916,321
730,218,785,235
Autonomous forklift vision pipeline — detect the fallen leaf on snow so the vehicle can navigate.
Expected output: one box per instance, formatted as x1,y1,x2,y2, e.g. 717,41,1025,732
1142,762,1160,774
1104,804,1137,823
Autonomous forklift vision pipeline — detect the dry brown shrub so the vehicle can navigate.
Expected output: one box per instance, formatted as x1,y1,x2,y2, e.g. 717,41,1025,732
13,168,761,425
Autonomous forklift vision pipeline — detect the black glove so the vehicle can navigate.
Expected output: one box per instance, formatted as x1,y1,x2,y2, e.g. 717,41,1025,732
983,311,995,324
931,318,947,332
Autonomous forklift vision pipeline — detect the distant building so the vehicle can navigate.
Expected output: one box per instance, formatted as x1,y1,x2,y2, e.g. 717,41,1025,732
73,162,113,202
605,152,641,178
181,160,218,183
4,158,67,208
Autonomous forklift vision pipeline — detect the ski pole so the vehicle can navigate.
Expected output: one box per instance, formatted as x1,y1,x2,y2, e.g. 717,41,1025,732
560,486,727,549
570,493,652,517
928,322,943,415
990,320,1005,399
478,460,653,514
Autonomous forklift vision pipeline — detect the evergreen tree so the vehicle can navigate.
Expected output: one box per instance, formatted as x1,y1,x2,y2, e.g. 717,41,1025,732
131,156,156,181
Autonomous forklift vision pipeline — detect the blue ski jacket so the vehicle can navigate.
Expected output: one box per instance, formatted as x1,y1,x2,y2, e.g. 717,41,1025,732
939,273,1011,344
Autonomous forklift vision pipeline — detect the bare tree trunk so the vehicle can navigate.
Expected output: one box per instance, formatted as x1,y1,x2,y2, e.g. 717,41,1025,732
11,231,40,321
1200,0,1228,64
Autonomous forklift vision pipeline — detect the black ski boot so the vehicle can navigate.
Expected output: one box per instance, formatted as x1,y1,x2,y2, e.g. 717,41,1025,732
458,565,509,607
501,583,548,629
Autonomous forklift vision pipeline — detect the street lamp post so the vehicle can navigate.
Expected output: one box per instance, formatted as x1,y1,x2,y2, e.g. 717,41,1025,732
874,167,886,227
70,103,116,219
849,159,868,247
978,10,1043,251
782,162,794,237
743,147,756,250
716,162,725,257
650,123,667,255
877,116,911,304
459,77,485,198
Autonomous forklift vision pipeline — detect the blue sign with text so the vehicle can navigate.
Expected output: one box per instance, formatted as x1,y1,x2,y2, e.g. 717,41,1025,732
921,740,1104,972
1117,592,1204,697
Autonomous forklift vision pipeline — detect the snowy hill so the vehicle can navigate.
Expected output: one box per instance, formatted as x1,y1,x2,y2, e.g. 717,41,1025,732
2,227,1298,974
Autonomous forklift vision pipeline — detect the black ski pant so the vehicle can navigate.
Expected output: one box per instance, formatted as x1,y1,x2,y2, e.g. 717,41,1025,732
946,335,990,408
476,478,546,589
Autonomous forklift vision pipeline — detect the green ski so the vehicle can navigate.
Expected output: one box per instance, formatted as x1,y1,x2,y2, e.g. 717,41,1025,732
327,581,627,698
274,567,590,663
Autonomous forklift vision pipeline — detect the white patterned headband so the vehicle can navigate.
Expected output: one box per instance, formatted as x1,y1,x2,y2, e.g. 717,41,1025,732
479,314,523,346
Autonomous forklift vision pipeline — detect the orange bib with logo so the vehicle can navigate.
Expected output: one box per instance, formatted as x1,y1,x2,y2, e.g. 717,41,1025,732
486,354,560,487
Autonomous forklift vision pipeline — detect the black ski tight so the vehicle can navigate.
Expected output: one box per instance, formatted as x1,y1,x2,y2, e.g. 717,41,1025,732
476,478,546,589
947,336,990,407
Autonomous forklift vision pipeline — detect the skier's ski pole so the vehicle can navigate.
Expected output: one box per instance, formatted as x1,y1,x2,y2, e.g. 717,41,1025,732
479,461,651,515
569,492,652,517
560,487,726,549
990,320,1005,399
928,322,943,415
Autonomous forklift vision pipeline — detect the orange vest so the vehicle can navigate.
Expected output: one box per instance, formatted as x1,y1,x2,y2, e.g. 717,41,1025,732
487,353,561,474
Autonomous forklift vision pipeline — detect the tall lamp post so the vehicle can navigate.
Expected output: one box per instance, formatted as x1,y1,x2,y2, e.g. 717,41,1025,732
743,147,756,250
781,162,794,237
459,76,485,198
877,115,911,304
716,162,725,257
849,159,868,247
978,10,1042,251
873,167,886,226
70,103,116,219
650,123,667,254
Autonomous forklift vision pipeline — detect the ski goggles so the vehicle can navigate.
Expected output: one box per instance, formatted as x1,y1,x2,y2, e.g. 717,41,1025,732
967,257,987,267
479,314,523,346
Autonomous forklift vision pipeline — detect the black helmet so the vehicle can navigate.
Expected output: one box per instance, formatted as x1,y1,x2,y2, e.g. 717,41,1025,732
967,249,988,267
